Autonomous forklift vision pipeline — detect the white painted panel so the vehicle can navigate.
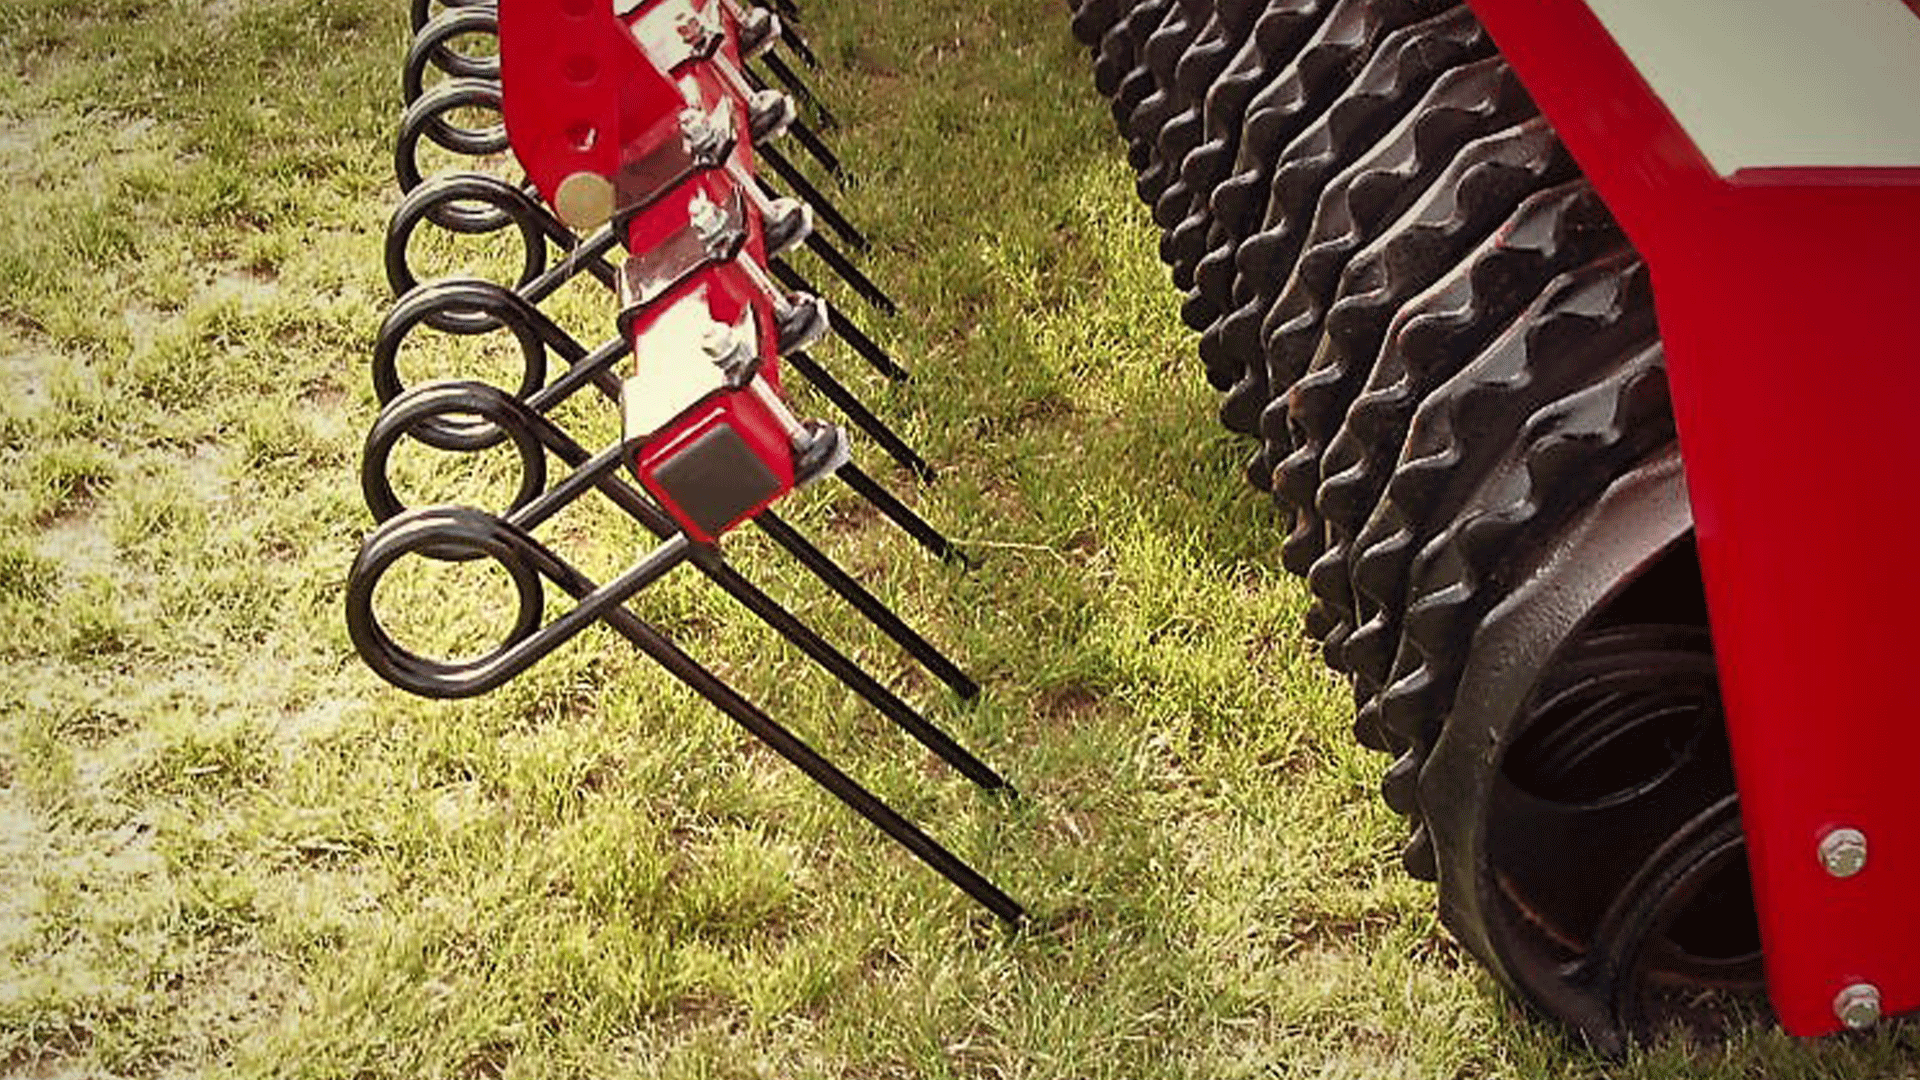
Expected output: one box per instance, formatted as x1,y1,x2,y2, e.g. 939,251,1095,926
1582,0,1920,173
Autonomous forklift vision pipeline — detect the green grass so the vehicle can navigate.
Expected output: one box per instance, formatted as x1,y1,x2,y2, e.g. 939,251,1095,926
0,0,1914,1076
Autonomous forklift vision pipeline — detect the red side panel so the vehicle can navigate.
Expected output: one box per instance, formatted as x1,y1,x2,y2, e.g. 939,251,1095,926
1466,0,1920,1037
497,0,683,210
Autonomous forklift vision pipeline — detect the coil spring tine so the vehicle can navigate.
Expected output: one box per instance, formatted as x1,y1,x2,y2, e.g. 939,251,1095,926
371,280,624,449
604,615,1022,922
403,6,500,104
385,174,620,324
349,504,1021,920
394,78,508,197
346,505,692,699
365,382,998,785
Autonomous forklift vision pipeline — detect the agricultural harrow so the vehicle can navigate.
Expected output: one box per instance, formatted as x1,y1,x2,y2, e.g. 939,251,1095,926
343,0,1920,1055
347,0,1024,925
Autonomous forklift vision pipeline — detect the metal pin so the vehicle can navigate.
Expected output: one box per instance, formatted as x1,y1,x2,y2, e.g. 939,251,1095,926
753,511,978,698
1819,828,1868,878
554,171,616,232
1834,983,1882,1030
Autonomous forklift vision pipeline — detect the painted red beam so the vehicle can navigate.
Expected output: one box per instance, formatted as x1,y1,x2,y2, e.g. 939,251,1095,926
496,0,821,543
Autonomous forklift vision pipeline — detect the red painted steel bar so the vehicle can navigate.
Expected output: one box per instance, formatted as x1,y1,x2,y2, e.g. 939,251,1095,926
497,0,829,544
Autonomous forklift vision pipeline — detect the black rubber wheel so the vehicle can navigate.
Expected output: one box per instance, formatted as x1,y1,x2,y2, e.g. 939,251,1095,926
1422,480,1767,1051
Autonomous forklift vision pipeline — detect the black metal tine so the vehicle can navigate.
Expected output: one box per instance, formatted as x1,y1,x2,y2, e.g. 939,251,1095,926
758,152,870,252
803,233,898,317
596,611,1022,922
381,382,1001,785
412,279,628,413
772,260,905,368
786,117,845,179
518,225,623,302
510,438,627,532
769,23,820,71
524,327,628,411
522,429,1006,789
349,507,1023,921
822,290,904,363
754,510,979,699
784,349,931,480
759,49,836,129
693,540,1010,791
544,556,1023,922
554,224,623,289
837,462,972,566
619,515,1004,789
765,231,901,325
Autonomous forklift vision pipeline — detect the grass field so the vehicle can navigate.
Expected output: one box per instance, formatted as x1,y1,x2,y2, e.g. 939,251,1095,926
1,0,1915,1076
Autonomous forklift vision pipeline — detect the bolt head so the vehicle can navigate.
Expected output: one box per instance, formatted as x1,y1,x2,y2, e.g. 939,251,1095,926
686,194,732,250
675,11,720,51
1820,828,1868,879
700,323,739,359
678,108,730,166
554,172,615,232
1834,982,1882,1030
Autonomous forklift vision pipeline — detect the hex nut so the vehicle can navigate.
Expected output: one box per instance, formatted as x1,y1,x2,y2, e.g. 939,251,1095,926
1820,827,1868,879
1834,982,1882,1030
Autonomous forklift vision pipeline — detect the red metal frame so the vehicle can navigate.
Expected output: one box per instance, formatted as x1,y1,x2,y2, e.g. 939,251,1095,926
1466,0,1920,1037
497,0,811,544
